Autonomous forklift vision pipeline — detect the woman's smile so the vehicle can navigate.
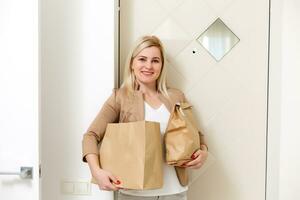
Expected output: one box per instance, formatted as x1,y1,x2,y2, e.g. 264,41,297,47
141,70,154,75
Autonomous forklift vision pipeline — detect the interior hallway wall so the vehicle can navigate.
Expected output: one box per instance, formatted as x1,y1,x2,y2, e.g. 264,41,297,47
40,0,300,200
279,0,300,199
41,0,114,199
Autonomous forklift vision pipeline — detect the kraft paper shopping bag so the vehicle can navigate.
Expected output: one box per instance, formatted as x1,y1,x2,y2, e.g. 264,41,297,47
165,102,200,166
92,120,163,190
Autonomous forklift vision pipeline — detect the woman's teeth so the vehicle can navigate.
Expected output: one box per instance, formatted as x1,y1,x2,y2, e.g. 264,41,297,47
141,71,153,75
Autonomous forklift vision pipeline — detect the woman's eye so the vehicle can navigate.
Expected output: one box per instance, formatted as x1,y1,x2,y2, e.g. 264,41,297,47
138,58,146,62
153,60,160,63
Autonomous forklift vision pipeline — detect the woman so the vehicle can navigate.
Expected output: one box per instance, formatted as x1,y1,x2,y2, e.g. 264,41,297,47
82,35,208,200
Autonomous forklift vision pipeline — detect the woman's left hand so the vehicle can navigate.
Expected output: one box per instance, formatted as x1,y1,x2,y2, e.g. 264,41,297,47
181,145,208,169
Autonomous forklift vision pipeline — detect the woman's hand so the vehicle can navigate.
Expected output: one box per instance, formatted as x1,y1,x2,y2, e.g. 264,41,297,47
181,145,208,169
85,154,122,191
92,168,122,191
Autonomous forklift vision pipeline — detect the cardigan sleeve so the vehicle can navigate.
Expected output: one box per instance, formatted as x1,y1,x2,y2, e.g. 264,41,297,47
82,89,120,162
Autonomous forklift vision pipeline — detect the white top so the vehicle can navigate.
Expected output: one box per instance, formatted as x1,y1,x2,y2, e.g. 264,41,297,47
120,102,188,196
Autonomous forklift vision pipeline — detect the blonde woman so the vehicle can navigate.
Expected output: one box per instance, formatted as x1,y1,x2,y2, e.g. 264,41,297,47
82,35,208,200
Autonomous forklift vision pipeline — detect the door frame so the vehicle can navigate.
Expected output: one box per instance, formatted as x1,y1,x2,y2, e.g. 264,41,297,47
266,0,282,200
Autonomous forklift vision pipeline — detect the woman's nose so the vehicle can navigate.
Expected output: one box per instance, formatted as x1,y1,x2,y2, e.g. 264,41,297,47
145,61,152,69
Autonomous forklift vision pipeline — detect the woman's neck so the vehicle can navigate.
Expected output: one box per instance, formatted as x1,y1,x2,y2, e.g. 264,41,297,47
138,82,158,97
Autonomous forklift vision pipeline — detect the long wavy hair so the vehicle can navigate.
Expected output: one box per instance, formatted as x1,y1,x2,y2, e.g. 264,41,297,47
122,35,169,97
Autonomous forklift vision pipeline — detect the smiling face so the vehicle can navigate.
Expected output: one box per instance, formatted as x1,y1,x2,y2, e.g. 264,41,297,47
131,46,163,87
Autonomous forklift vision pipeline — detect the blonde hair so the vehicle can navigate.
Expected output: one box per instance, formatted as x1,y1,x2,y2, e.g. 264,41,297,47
122,35,169,97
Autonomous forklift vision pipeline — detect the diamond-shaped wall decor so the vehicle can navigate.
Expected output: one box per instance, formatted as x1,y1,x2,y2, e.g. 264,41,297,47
197,18,240,61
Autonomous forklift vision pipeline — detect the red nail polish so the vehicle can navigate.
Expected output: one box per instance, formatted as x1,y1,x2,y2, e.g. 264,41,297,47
191,154,196,159
115,180,121,185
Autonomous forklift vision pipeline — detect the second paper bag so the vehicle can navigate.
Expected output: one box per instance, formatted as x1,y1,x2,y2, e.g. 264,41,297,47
98,120,163,190
165,102,200,166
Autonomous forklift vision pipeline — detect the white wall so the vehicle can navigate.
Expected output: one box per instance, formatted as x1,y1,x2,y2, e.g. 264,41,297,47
279,0,300,200
39,0,300,200
41,0,115,199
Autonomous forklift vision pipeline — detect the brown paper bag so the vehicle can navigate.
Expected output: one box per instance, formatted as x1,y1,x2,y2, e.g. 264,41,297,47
165,102,200,166
91,120,163,190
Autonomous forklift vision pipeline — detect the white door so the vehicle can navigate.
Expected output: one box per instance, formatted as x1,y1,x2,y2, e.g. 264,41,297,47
0,0,39,200
120,0,269,199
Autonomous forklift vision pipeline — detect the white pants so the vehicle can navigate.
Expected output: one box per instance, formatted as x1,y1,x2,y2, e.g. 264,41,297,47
117,191,187,200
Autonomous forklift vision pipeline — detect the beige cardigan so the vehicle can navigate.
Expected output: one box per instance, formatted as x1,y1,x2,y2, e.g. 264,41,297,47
82,87,207,186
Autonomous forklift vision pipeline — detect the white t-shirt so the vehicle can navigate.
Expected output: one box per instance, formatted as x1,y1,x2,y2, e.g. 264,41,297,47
120,102,188,196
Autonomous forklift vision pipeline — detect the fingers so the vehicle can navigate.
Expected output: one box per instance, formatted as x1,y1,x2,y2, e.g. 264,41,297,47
184,154,202,167
187,162,203,169
98,176,119,191
108,173,121,185
191,149,201,159
181,149,207,169
97,171,122,191
98,181,119,191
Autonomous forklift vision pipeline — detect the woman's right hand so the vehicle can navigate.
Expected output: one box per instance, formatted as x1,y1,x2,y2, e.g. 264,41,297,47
85,153,122,191
92,168,122,191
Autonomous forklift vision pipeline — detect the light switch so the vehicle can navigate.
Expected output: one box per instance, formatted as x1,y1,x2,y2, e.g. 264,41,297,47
74,182,91,195
61,182,74,194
